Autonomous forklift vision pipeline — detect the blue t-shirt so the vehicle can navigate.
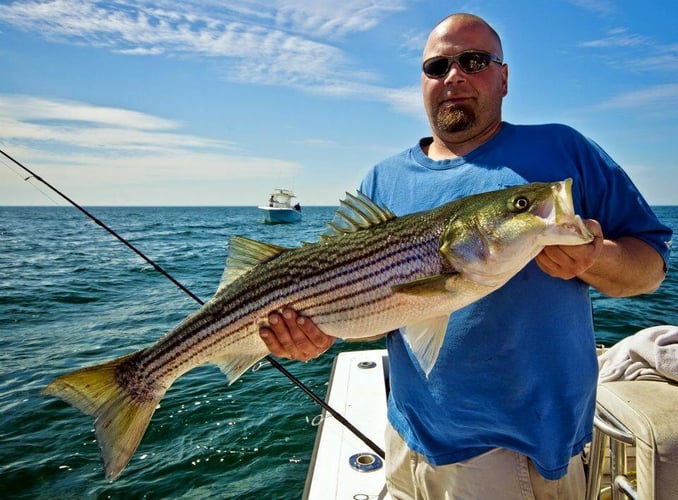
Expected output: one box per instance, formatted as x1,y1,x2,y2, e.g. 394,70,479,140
359,122,673,480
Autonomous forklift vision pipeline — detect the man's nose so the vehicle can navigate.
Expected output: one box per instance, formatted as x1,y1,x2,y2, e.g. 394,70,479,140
443,62,466,83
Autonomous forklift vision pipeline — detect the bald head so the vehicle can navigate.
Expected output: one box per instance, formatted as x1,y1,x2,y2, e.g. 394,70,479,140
425,14,503,61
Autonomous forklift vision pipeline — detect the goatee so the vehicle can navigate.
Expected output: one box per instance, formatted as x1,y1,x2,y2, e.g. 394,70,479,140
435,104,475,133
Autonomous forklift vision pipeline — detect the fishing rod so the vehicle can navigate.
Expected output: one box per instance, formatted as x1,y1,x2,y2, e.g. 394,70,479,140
1,148,385,460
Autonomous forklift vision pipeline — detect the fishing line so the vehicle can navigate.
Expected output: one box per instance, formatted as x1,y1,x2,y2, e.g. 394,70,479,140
0,147,385,460
1,157,62,206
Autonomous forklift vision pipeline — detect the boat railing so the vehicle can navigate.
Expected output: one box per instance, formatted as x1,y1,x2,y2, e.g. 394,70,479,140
585,379,678,500
586,404,637,500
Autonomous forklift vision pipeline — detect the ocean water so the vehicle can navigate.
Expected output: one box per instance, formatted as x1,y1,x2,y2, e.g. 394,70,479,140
1,205,676,499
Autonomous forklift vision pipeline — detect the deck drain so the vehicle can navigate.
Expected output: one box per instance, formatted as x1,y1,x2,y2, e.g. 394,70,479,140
357,361,377,369
349,452,383,472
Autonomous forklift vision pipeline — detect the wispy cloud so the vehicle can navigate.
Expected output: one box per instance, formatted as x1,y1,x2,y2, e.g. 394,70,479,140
570,0,677,75
568,0,615,17
0,94,233,152
0,1,337,59
578,27,678,74
0,0,412,104
1,144,303,205
274,0,408,39
399,29,427,56
292,138,338,147
0,94,179,130
579,27,650,48
0,93,301,204
596,83,678,110
635,52,678,72
0,0,405,83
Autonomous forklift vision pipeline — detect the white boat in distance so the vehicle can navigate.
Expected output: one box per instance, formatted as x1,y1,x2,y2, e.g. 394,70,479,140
258,188,302,224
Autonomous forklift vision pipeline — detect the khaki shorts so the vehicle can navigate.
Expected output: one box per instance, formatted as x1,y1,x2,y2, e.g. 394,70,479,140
385,423,585,500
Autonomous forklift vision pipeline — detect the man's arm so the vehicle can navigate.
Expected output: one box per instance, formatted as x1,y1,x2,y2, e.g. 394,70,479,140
535,219,666,297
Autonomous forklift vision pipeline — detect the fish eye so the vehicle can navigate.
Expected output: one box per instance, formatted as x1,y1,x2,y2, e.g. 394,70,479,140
513,196,530,211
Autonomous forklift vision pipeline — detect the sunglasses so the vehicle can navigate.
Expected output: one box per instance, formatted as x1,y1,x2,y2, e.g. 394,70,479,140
422,50,503,78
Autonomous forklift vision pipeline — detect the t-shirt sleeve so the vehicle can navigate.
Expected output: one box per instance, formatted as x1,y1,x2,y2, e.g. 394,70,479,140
574,134,672,270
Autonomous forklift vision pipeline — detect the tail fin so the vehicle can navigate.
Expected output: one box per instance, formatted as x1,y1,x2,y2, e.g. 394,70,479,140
42,353,165,480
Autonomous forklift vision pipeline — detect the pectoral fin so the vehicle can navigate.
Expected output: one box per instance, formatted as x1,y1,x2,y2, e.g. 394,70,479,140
402,315,450,377
392,273,458,297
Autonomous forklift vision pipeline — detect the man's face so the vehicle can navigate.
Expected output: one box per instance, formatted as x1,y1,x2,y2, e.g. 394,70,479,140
422,19,508,145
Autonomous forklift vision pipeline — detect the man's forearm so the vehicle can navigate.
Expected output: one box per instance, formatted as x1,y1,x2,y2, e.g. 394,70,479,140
578,236,666,297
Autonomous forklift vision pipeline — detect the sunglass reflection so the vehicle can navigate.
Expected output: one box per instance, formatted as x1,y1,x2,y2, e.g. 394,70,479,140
422,51,503,78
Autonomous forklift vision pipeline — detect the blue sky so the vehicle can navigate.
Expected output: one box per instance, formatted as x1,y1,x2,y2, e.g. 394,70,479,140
0,0,676,206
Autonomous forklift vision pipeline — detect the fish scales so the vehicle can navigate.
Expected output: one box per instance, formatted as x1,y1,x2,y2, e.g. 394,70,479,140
134,207,453,385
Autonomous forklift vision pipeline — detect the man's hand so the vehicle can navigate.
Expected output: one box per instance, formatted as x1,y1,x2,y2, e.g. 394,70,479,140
536,219,604,280
536,218,665,297
259,309,335,362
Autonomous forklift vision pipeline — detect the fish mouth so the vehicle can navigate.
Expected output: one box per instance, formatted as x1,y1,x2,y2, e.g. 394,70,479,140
537,179,594,244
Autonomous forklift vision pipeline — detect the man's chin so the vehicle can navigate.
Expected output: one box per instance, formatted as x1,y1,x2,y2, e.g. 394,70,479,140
436,114,474,133
434,104,475,133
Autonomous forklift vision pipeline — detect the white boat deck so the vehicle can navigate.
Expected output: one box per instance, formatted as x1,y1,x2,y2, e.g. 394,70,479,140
303,349,391,500
305,338,678,499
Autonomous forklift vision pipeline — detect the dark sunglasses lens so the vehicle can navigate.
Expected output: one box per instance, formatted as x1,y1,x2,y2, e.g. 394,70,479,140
423,57,451,78
423,52,493,77
458,52,491,73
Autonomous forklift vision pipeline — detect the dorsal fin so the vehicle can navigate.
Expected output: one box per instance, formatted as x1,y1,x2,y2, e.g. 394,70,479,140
321,191,396,240
218,236,288,293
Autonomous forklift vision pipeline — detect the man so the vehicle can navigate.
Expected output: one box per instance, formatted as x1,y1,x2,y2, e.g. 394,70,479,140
259,13,672,499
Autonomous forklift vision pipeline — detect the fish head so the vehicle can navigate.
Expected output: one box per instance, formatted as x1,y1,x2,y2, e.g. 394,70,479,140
440,179,594,286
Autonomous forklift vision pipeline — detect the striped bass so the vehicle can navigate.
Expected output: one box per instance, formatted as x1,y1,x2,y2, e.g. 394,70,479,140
43,179,593,479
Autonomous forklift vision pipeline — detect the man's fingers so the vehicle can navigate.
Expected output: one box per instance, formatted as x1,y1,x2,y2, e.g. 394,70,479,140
259,325,285,357
297,315,336,353
259,309,335,361
536,220,605,280
259,312,297,359
259,310,313,361
279,309,323,361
